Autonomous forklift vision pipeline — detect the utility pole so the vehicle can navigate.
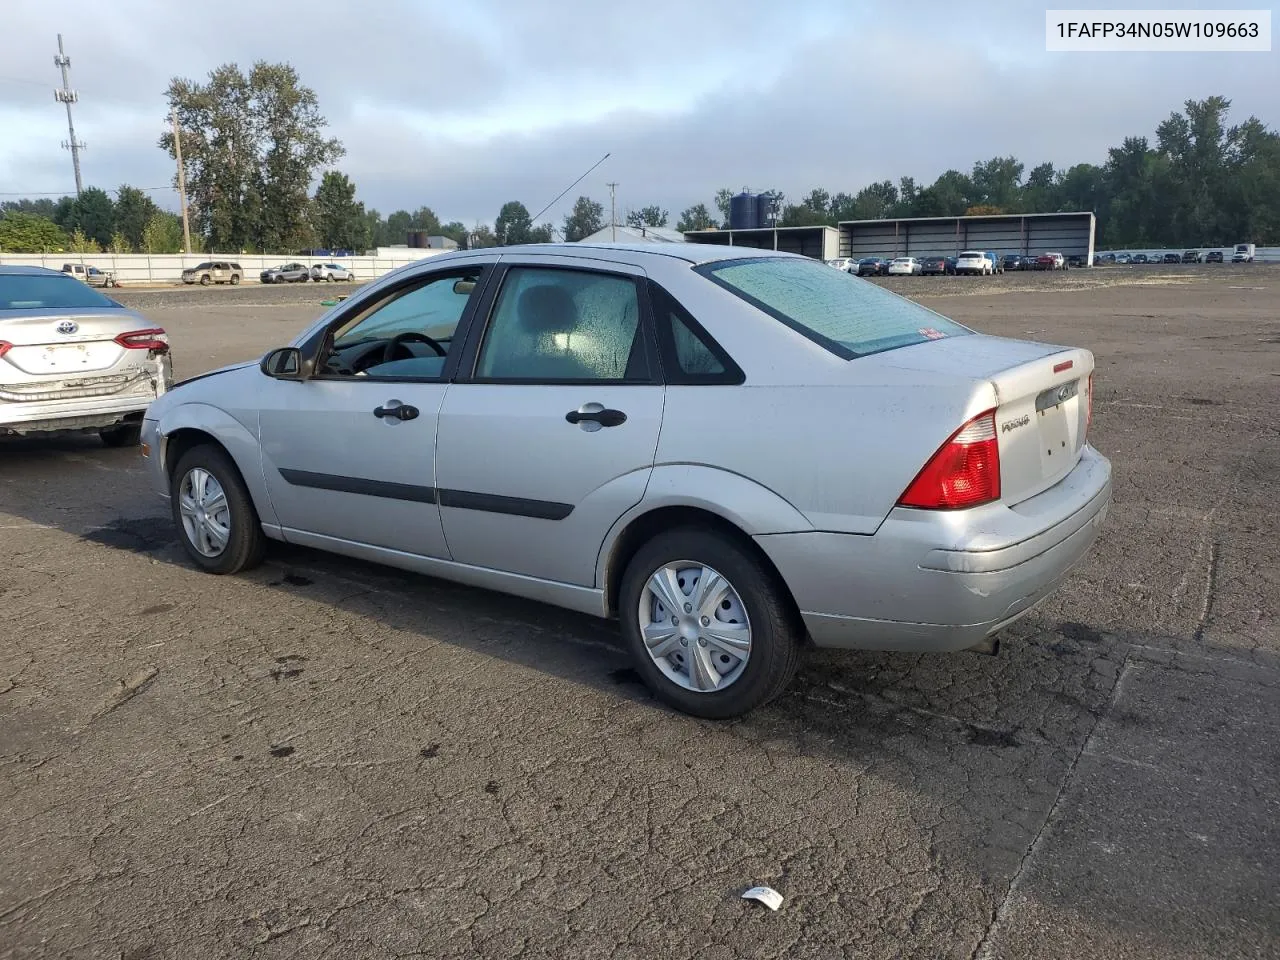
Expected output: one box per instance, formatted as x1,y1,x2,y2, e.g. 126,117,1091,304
171,108,192,254
607,182,618,242
53,33,85,196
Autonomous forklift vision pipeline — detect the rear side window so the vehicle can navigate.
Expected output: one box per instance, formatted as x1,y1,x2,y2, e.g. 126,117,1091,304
648,281,742,384
696,257,971,359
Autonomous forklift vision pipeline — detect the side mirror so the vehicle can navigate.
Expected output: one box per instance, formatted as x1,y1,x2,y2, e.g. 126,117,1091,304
261,346,306,380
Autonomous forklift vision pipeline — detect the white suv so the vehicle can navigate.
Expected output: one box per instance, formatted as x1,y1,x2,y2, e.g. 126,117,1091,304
310,263,356,282
955,251,992,276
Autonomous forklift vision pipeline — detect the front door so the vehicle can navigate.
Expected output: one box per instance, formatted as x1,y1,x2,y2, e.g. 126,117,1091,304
436,260,664,586
258,264,489,558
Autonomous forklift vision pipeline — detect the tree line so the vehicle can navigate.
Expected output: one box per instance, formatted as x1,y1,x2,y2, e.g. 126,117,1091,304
675,96,1279,247
2,87,1274,255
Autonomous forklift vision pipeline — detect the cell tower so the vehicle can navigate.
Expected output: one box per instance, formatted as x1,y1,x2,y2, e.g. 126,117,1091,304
53,33,85,195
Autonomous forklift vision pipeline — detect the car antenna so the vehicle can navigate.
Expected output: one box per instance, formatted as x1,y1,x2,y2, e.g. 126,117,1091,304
529,152,612,226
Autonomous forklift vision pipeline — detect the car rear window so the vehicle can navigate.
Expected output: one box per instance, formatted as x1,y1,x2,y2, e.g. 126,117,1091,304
0,274,121,310
958,251,982,258
696,256,972,359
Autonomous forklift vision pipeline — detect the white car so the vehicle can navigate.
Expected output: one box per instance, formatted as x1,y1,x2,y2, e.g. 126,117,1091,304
1,265,171,445
310,263,356,282
887,257,921,276
955,251,993,276
825,258,856,273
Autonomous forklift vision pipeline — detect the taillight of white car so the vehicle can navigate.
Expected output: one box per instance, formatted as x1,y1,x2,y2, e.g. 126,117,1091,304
897,410,1001,509
114,328,170,353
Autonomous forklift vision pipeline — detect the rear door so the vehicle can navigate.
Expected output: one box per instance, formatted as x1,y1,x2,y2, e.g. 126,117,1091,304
435,257,664,587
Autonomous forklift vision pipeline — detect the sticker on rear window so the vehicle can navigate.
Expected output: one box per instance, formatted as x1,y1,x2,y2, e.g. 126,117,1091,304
918,327,947,340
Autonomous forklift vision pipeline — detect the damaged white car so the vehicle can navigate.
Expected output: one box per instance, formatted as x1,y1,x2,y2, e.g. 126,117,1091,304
0,265,172,446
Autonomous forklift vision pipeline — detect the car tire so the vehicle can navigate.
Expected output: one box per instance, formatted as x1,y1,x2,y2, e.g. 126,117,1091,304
170,444,267,575
230,275,240,285
99,422,142,448
618,526,802,719
200,274,210,285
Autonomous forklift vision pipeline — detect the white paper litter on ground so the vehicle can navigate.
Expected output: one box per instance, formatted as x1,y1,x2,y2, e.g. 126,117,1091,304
741,886,783,911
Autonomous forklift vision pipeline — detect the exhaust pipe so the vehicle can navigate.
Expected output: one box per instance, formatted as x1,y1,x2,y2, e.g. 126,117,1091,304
965,636,1001,656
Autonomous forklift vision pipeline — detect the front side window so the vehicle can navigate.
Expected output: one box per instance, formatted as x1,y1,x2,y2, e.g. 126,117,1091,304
475,267,649,382
697,256,972,359
319,269,483,379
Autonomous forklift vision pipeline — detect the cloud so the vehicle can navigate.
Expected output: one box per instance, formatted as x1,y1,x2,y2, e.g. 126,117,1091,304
3,0,1277,227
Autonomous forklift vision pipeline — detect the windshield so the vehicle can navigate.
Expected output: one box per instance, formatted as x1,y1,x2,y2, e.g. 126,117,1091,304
0,274,121,310
696,257,972,359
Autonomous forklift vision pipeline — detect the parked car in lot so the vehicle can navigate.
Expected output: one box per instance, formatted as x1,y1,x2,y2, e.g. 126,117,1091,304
182,261,243,286
887,257,922,276
1036,252,1066,271
955,250,994,276
1,265,172,445
1182,250,1202,264
310,263,357,282
1232,243,1255,262
1162,253,1182,264
1131,253,1148,264
61,262,118,288
139,243,1111,719
1115,253,1132,264
825,258,856,272
260,263,311,284
920,256,950,275
1002,254,1025,272
1066,255,1088,269
1204,250,1224,263
855,257,889,276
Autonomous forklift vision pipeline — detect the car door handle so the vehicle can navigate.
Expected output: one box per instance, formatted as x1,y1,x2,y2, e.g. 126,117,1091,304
565,404,627,429
373,401,419,421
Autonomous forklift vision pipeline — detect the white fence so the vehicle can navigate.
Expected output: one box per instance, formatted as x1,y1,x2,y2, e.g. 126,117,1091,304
0,250,449,286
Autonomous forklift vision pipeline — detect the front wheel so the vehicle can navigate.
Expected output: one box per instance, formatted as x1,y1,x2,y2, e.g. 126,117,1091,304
170,444,266,575
200,275,211,286
619,527,802,719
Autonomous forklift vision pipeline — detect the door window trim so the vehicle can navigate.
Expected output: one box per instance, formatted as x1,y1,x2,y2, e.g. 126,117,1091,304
453,261,663,386
300,263,497,385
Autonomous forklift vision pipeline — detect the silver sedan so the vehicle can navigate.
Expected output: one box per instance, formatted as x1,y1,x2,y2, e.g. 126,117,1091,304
140,243,1111,718
1,265,172,445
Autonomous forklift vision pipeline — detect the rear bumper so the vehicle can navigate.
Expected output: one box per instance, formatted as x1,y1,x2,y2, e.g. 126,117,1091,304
0,394,154,435
755,445,1112,653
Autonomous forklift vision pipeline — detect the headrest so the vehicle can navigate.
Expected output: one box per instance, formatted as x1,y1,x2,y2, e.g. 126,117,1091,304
516,284,576,335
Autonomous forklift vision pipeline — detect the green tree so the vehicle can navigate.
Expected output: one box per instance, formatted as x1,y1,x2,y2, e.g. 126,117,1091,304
114,185,159,251
852,180,899,220
379,210,412,245
438,220,469,247
563,195,605,241
409,206,441,234
714,188,734,227
108,232,132,253
63,187,116,248
970,156,1024,211
626,204,668,228
469,223,499,248
676,203,716,231
160,60,344,252
1,198,62,219
68,228,99,253
495,201,535,245
0,211,67,252
312,171,368,249
141,212,185,253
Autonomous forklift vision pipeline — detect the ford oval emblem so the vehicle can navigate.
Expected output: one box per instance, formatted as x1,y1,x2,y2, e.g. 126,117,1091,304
56,319,79,335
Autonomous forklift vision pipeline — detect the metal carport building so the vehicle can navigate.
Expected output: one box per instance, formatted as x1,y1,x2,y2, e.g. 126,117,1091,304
838,212,1096,263
682,225,839,261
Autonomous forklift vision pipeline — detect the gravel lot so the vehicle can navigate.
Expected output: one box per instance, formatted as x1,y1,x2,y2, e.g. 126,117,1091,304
2,267,1278,959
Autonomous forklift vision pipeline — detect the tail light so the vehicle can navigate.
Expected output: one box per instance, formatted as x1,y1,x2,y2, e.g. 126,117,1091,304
0,341,11,359
898,409,1001,510
114,328,169,353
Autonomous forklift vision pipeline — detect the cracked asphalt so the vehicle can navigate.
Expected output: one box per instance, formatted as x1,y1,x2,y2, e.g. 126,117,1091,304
2,268,1278,959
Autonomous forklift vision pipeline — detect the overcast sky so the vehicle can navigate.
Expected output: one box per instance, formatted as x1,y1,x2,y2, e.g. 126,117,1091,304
2,0,1276,227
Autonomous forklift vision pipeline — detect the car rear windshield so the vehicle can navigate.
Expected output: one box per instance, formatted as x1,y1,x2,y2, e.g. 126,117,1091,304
0,274,121,311
958,251,982,258
696,257,972,359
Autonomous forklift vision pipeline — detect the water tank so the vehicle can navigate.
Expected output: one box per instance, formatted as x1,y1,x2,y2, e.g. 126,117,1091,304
755,193,775,227
729,192,759,230
407,230,430,248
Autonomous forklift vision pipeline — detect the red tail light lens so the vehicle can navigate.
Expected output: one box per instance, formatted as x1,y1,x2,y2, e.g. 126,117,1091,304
0,341,11,359
898,410,1001,509
114,328,169,352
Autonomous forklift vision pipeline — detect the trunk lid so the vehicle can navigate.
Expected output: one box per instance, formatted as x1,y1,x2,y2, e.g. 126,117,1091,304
872,334,1094,505
0,308,143,377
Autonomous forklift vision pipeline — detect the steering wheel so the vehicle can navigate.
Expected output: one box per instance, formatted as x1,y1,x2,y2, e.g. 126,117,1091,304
382,331,446,364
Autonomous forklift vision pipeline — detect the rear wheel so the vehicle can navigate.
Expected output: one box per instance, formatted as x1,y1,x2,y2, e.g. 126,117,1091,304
99,423,141,448
170,444,266,575
230,274,240,285
618,527,801,719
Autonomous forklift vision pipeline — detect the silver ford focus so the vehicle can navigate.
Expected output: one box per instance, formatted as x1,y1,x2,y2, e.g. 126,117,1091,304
1,265,171,445
140,243,1111,718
